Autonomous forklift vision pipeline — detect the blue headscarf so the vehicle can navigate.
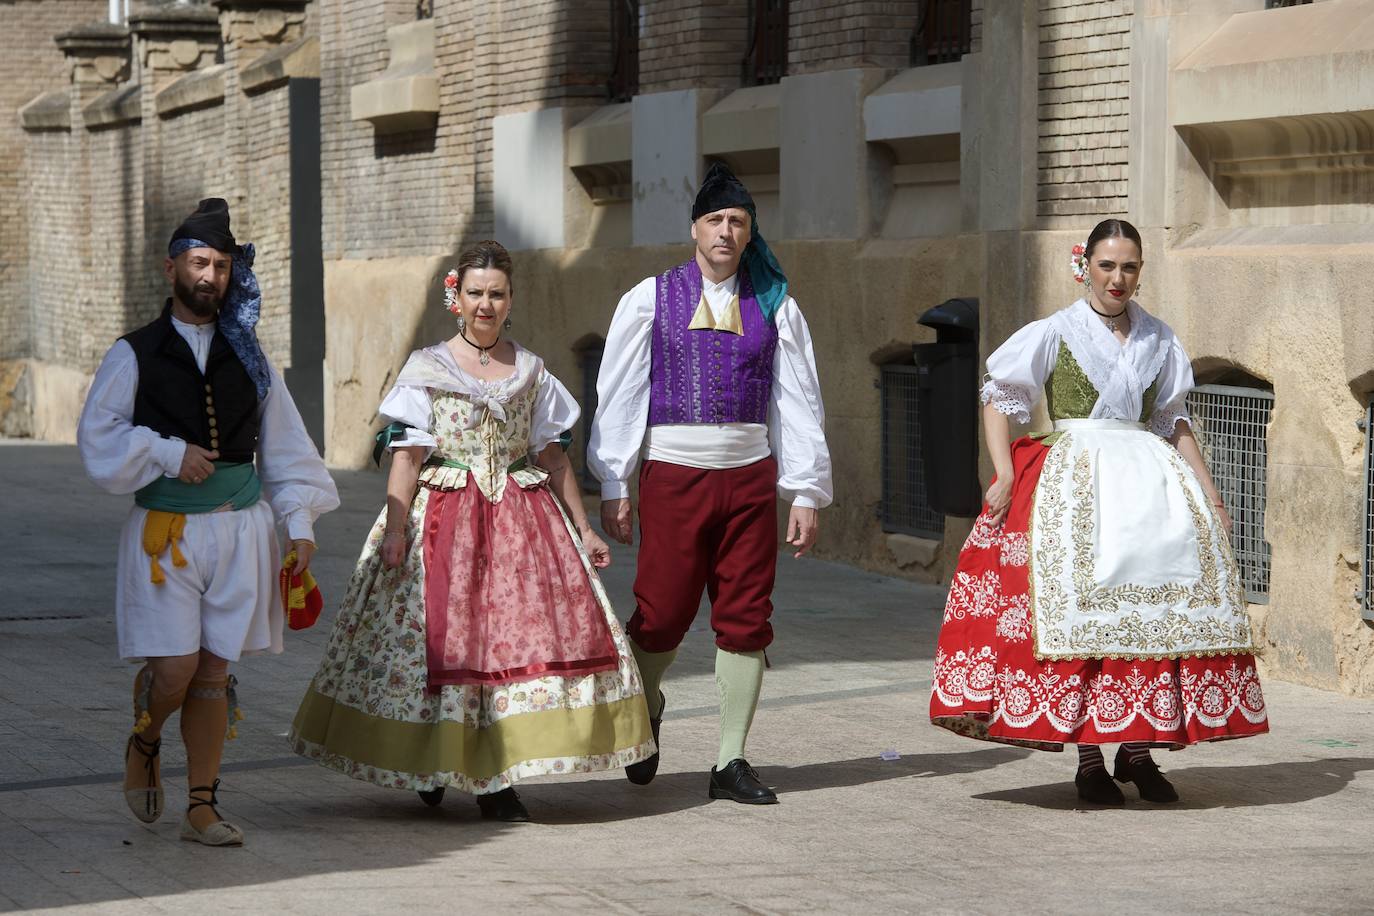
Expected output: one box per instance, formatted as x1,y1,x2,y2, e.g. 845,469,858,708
692,162,789,323
168,198,270,399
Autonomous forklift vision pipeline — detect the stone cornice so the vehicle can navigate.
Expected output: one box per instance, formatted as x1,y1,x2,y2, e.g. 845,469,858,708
84,84,143,129
155,62,228,116
240,35,319,92
19,90,72,132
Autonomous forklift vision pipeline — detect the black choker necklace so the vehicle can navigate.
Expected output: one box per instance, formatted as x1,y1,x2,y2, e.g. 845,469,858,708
1087,298,1128,331
460,330,500,366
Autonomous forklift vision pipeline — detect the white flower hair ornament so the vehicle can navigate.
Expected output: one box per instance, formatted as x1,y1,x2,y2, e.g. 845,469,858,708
443,269,460,314
1070,242,1089,284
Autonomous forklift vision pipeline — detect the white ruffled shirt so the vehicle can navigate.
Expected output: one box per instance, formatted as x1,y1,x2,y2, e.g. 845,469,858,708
588,271,833,509
379,341,581,460
980,299,1194,438
77,316,340,542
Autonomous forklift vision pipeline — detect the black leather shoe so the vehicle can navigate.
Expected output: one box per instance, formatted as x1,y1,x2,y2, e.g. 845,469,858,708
1114,746,1179,803
1075,767,1125,805
625,691,664,786
476,787,530,822
708,758,778,805
417,787,445,807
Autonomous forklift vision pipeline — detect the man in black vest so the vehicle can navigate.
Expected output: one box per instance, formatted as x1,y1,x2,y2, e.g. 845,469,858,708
77,199,338,846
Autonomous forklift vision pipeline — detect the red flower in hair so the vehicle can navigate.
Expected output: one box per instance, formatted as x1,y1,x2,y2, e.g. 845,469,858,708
444,273,458,289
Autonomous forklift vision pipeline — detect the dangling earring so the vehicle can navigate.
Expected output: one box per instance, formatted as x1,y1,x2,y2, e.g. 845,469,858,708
456,315,466,332
504,314,512,330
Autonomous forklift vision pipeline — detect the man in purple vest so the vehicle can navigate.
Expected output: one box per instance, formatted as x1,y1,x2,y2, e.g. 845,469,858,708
589,163,832,804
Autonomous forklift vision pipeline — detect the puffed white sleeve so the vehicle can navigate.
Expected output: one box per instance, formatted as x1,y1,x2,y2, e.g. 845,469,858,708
77,340,189,494
588,277,656,501
256,363,341,543
980,319,1059,425
769,298,833,509
530,367,581,454
377,383,438,457
1148,337,1196,439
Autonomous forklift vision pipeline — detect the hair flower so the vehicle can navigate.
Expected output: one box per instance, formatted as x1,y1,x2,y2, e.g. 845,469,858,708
443,269,460,314
1070,243,1088,284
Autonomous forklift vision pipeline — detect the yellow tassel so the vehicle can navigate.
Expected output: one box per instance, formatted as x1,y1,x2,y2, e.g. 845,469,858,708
227,726,238,740
234,708,244,722
132,711,151,734
141,510,188,585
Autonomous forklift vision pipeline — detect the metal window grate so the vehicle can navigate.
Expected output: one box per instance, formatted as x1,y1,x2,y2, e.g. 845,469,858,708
1363,400,1374,622
742,0,788,86
1186,383,1274,603
911,0,972,67
579,345,605,492
1266,0,1313,8
608,0,639,102
880,364,945,539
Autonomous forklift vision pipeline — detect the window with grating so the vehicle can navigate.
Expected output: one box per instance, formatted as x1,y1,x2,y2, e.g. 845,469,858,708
1186,383,1274,603
880,363,945,539
911,0,972,67
608,0,639,102
742,0,788,86
1363,400,1374,622
1266,0,1313,8
578,343,605,492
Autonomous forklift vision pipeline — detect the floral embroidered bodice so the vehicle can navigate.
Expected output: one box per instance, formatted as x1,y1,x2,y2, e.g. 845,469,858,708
1045,342,1159,422
420,384,549,503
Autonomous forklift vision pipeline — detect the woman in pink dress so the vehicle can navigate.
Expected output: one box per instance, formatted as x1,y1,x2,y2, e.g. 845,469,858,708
291,241,654,821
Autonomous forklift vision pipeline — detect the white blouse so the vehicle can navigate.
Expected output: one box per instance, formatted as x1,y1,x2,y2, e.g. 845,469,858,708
587,272,833,510
980,299,1195,438
77,321,340,543
379,342,582,461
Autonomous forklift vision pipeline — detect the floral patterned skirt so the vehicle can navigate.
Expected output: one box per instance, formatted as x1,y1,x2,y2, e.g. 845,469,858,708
290,477,655,796
929,436,1269,750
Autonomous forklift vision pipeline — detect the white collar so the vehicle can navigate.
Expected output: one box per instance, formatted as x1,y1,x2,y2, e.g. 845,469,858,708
171,314,215,335
702,272,738,297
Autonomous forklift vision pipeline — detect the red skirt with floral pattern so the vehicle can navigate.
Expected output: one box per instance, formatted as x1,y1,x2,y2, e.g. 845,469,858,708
929,436,1269,749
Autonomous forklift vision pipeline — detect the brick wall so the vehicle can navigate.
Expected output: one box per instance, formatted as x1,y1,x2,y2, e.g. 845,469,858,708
86,120,150,365
0,0,108,360
638,0,748,94
243,83,295,365
789,0,921,75
1036,0,1131,219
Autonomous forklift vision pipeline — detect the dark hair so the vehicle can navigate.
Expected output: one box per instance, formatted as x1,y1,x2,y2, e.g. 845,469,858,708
1084,219,1142,260
454,240,513,287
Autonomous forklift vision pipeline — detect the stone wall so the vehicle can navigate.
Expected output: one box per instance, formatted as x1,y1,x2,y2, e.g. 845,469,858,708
1036,0,1131,220
0,0,108,362
789,0,921,74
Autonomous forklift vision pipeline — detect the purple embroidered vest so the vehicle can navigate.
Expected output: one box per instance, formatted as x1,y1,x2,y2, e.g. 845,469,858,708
648,259,778,426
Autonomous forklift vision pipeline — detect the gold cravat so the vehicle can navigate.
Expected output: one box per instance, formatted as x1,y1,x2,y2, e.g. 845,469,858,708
686,292,744,335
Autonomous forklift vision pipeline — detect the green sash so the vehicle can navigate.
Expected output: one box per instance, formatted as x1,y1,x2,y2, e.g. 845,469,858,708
424,456,528,473
135,461,262,514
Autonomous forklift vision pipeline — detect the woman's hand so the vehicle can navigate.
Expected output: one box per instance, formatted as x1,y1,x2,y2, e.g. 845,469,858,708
985,474,1013,526
1214,502,1234,537
578,524,612,569
381,530,406,569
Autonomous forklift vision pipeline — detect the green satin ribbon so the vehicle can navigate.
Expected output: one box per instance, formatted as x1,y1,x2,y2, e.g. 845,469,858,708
135,461,261,513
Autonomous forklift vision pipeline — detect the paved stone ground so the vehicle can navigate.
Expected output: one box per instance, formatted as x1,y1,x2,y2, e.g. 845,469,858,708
1,441,1373,914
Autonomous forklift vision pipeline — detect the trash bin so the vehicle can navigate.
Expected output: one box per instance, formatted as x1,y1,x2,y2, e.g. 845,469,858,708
913,297,982,518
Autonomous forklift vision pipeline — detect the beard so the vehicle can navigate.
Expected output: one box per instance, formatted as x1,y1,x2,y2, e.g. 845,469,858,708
174,277,223,318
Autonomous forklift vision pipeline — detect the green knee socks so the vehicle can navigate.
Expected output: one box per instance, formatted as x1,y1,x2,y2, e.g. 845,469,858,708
629,641,675,719
716,648,765,771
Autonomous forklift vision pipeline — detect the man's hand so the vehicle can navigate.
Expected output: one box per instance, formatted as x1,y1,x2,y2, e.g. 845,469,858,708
785,505,819,558
600,498,633,545
178,445,219,484
289,539,316,573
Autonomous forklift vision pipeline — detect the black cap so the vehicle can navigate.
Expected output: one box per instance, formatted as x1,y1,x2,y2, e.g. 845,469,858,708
691,161,755,221
169,197,236,254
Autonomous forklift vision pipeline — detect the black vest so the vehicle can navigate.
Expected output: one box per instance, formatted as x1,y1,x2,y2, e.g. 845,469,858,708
121,303,262,463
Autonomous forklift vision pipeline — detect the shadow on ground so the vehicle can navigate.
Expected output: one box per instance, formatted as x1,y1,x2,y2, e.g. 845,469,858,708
970,756,1374,811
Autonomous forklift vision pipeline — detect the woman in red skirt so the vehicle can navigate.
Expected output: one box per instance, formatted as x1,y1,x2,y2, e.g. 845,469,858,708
929,219,1268,804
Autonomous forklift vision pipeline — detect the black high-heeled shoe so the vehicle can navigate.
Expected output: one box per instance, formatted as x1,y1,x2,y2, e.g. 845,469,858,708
417,787,445,807
1075,767,1125,805
475,787,530,822
1114,746,1179,803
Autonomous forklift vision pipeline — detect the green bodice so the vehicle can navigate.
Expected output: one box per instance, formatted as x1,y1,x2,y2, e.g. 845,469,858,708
1045,342,1159,422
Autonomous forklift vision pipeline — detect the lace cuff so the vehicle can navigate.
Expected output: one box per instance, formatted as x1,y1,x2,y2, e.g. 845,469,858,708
1150,403,1193,439
980,379,1034,425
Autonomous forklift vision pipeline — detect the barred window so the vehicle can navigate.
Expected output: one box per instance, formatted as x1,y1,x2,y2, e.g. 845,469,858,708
577,341,605,493
911,0,972,67
1363,399,1374,622
1186,381,1274,603
608,0,639,102
880,362,944,539
1265,0,1313,9
742,0,788,86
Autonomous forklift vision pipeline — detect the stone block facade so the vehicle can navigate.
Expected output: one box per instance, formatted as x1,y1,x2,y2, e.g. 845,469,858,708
7,0,1374,698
